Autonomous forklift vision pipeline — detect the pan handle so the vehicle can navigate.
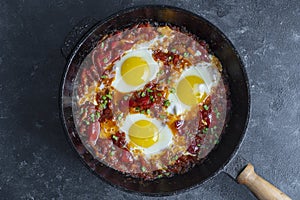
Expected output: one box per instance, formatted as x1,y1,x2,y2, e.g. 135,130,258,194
61,17,98,59
237,163,291,200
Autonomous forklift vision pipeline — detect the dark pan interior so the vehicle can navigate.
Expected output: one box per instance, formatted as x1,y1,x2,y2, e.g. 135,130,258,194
60,5,250,196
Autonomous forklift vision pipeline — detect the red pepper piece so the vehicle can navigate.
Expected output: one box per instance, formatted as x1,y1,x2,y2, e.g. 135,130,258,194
137,96,151,106
187,135,204,155
111,131,126,149
187,144,199,154
173,54,180,65
129,96,151,107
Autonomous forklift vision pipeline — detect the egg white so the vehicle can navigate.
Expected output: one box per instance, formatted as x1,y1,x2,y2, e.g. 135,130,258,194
119,113,173,158
111,49,160,93
167,63,221,115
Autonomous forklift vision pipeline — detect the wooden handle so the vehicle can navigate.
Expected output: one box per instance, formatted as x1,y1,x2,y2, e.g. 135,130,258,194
237,163,291,200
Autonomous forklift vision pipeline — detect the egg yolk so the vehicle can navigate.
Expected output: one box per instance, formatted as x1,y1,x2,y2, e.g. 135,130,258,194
128,120,159,148
121,57,150,86
177,75,207,106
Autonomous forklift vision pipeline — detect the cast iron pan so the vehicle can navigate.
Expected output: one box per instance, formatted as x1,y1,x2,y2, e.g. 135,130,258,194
60,5,291,199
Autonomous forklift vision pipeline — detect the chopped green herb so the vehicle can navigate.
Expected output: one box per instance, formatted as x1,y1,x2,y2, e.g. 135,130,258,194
150,95,154,102
83,119,90,125
213,125,217,130
140,110,145,114
166,77,172,84
103,58,108,63
172,155,178,161
141,91,146,97
147,88,153,93
214,107,221,119
157,93,162,97
158,69,164,75
79,107,84,115
183,52,189,57
214,139,219,144
106,93,113,100
123,95,129,100
203,104,209,110
159,115,166,119
171,48,176,53
157,174,163,179
203,127,209,134
117,113,123,121
101,42,104,48
101,75,108,79
84,85,88,92
146,109,150,115
164,172,170,176
112,135,118,141
163,100,171,107
110,151,115,156
100,103,107,109
135,107,140,111
141,166,146,172
95,111,100,119
197,143,201,147
90,113,95,122
170,87,176,94
102,96,107,100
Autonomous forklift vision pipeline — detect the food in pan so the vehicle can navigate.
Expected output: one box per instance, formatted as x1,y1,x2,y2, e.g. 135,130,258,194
72,23,229,180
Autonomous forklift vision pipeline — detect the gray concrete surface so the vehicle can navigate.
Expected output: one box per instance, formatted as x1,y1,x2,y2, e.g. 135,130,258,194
0,0,299,199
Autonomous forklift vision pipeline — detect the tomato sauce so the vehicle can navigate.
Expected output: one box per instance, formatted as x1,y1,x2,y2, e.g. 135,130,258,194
72,23,230,180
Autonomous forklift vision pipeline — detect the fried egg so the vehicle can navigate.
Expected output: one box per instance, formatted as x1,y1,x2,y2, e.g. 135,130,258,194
112,49,160,93
119,113,173,158
167,63,221,115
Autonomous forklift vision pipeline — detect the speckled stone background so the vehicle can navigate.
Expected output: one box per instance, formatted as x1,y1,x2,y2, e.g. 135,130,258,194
0,0,299,199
